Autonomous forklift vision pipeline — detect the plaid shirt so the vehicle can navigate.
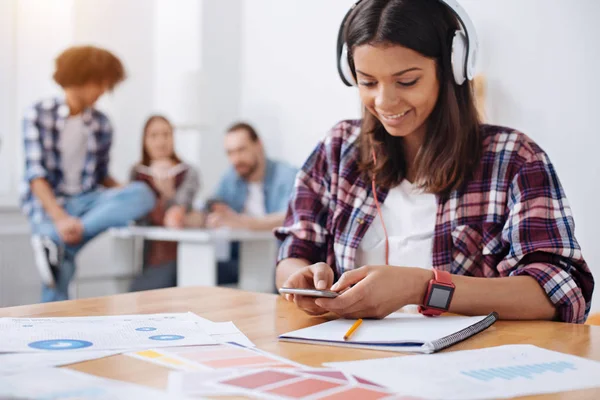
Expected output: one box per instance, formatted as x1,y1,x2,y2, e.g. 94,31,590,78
275,120,594,324
20,98,113,223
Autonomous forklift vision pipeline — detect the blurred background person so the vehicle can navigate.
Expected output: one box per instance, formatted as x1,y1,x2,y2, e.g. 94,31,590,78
129,115,200,291
22,45,156,302
187,122,297,231
186,122,297,285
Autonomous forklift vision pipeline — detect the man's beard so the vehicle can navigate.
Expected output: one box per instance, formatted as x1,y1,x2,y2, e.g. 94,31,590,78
236,159,259,180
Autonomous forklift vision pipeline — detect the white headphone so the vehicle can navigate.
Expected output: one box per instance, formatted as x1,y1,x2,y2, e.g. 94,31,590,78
337,0,478,86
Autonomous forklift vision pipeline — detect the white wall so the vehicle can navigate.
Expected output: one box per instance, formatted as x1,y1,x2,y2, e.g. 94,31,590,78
154,0,202,121
198,0,244,195
0,0,17,202
240,0,360,164
239,0,600,312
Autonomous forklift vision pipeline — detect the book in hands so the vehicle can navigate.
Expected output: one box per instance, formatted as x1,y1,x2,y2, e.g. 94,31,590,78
135,163,188,180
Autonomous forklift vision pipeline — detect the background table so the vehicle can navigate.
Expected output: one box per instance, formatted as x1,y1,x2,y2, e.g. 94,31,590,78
110,227,278,292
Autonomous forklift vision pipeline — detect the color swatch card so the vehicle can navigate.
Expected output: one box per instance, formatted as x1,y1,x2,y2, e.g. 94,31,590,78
129,342,301,372
129,348,207,372
326,344,600,399
0,367,191,399
0,312,216,352
168,369,248,397
169,367,411,399
0,350,121,375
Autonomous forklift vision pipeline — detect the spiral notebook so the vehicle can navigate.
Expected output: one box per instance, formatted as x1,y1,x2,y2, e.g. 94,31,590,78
279,312,498,354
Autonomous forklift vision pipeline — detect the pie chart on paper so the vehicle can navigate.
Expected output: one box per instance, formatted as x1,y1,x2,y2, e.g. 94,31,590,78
28,339,94,350
149,335,185,341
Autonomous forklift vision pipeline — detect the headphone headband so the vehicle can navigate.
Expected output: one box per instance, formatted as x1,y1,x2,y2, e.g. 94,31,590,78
337,0,478,86
440,0,478,81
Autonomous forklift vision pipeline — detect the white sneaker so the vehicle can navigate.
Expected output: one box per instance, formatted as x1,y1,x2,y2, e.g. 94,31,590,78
30,235,63,287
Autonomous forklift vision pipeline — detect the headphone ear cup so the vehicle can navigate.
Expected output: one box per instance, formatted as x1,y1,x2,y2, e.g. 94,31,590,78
451,30,468,85
339,44,356,87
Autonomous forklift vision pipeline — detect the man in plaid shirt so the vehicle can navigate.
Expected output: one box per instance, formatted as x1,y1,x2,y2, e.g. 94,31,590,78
20,46,156,302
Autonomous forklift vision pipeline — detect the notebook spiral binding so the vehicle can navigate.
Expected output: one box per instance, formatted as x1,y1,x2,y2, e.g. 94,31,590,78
429,312,499,353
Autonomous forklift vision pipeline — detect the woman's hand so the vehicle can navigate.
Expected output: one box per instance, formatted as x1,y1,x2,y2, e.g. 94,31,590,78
281,262,335,316
315,266,431,319
164,205,186,228
55,215,84,245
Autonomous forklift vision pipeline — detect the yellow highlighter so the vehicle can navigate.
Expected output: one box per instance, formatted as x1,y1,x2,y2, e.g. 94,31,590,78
343,318,363,341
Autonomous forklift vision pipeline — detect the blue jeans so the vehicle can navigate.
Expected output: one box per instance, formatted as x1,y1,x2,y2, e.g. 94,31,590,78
30,182,156,302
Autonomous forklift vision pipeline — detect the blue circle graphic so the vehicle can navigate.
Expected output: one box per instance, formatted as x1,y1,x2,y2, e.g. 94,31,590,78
28,339,93,350
149,335,185,341
135,327,157,332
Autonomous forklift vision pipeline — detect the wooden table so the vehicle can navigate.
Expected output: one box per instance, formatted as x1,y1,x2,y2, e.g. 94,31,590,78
1,286,599,399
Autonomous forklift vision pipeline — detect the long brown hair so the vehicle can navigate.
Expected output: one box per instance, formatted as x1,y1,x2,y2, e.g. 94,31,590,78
140,115,182,166
346,0,482,194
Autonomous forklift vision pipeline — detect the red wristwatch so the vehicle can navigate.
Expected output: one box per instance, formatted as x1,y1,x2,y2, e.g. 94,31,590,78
418,269,455,317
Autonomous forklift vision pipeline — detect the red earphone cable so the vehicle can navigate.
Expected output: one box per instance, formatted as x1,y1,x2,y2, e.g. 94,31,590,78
371,146,390,265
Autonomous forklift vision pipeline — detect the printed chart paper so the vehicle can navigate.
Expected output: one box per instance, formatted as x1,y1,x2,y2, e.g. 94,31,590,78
326,344,600,399
0,350,121,375
191,316,255,347
0,367,191,399
0,312,215,352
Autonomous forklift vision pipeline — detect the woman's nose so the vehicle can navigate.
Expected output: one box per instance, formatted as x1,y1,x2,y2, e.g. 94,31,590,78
374,84,399,109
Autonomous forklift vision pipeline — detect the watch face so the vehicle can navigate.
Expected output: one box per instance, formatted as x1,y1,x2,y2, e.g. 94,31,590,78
427,284,454,310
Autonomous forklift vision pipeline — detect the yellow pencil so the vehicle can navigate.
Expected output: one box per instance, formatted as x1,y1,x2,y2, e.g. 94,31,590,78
343,318,363,341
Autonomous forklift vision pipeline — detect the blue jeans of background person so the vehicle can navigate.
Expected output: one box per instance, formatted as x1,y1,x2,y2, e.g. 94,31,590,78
30,182,156,302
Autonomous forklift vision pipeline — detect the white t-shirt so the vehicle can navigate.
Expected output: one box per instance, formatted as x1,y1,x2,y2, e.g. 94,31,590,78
355,180,437,269
244,182,266,217
58,115,89,195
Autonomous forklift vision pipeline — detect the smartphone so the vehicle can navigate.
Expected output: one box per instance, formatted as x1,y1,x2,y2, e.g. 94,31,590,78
279,287,339,298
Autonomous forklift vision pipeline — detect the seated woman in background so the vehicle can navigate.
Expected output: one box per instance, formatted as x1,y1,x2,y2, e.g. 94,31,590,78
129,115,200,291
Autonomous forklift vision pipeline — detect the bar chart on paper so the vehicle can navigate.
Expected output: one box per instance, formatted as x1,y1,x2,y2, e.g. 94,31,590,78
461,361,577,381
326,345,600,400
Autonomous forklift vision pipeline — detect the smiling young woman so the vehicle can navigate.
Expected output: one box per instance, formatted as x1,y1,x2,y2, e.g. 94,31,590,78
275,0,594,324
